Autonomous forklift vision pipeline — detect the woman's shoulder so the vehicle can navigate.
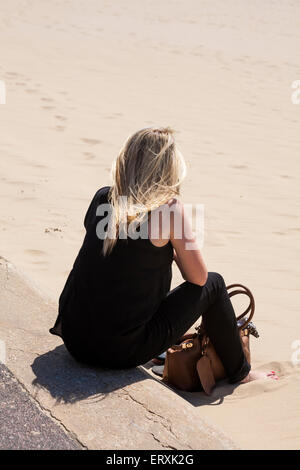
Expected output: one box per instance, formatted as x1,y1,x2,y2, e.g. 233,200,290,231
84,186,111,230
97,185,111,199
88,185,111,203
146,196,183,247
92,185,111,206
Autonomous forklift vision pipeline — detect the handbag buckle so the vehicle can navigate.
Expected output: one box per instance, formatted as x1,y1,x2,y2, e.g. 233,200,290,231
181,341,193,350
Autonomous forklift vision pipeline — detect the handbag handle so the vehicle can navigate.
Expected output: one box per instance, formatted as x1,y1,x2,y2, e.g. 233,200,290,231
226,283,255,330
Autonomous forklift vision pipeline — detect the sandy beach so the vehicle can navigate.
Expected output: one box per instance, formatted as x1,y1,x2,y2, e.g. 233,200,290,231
0,0,300,449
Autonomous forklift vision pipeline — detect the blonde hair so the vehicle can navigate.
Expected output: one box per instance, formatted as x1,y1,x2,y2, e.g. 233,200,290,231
102,126,187,256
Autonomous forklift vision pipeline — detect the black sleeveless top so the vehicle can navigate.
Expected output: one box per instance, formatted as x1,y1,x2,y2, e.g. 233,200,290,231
49,186,173,363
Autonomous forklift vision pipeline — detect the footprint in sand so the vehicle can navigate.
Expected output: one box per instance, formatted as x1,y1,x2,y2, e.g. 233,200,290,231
231,164,248,170
54,125,65,132
7,180,32,186
31,163,47,169
55,115,67,121
25,249,46,256
32,259,49,266
81,138,101,145
6,72,20,77
83,152,96,160
19,197,37,201
42,106,55,110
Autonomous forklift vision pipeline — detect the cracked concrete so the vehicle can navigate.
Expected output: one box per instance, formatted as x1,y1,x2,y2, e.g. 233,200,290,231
0,256,238,450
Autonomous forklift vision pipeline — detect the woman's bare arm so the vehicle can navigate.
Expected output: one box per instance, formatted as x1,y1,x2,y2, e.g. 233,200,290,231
173,249,187,280
170,198,208,286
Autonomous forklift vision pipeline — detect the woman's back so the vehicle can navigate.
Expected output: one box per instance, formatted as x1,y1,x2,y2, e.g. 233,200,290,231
51,186,174,358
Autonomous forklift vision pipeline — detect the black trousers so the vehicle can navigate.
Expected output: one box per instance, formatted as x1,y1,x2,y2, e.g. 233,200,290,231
63,272,251,384
129,271,251,383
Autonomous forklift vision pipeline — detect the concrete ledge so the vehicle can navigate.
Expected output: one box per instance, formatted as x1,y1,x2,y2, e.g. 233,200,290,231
0,255,238,450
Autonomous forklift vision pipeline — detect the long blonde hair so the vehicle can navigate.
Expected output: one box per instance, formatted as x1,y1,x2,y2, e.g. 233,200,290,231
102,126,187,256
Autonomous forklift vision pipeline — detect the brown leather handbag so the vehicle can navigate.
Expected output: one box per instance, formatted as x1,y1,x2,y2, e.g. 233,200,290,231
162,283,258,395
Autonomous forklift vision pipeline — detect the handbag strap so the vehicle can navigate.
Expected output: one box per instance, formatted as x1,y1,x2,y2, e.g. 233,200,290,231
226,283,255,330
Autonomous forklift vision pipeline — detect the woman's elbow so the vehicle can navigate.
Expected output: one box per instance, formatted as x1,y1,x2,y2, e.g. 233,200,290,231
198,270,208,286
187,270,208,287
